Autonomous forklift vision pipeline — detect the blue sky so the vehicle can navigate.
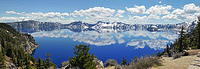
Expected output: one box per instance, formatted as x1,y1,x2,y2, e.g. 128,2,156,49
0,0,200,24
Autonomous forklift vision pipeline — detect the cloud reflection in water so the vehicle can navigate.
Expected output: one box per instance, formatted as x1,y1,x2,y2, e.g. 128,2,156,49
31,29,178,50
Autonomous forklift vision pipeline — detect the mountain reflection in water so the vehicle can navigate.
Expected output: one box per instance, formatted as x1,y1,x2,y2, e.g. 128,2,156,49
30,28,178,66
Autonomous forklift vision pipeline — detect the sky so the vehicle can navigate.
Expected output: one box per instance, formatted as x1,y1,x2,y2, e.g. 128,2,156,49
0,0,200,24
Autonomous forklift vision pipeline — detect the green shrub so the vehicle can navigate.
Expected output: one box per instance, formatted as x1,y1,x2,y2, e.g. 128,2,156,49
127,56,161,69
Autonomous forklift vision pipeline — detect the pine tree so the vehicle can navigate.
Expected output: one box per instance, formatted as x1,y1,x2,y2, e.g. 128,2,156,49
38,57,45,69
121,57,127,65
45,53,51,68
17,47,25,67
69,45,96,69
178,26,185,52
30,56,36,65
166,44,171,57
0,47,6,69
134,56,138,63
25,54,31,69
197,16,200,49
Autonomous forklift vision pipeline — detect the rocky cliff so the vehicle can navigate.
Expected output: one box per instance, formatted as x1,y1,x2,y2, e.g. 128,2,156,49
8,20,198,33
8,20,62,33
0,23,38,54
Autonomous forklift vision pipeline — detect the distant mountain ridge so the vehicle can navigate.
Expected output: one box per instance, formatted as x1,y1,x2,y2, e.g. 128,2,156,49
8,20,63,33
7,20,198,33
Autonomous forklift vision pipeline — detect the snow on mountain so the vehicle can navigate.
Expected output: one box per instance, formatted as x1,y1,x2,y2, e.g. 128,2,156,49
7,20,198,33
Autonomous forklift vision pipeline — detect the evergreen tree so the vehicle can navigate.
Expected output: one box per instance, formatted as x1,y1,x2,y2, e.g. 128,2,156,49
30,56,36,65
25,54,31,69
1,41,6,56
6,42,15,58
183,35,190,50
0,51,6,69
69,45,96,69
197,16,200,49
178,26,185,52
166,44,171,57
0,23,57,69
17,47,25,67
134,56,138,63
45,53,51,68
38,57,45,69
121,57,127,65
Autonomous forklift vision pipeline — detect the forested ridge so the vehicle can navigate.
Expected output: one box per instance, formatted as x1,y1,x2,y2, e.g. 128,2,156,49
0,23,56,69
162,17,200,58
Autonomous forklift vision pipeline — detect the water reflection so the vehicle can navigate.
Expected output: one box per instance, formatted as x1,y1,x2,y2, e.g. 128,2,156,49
31,29,178,50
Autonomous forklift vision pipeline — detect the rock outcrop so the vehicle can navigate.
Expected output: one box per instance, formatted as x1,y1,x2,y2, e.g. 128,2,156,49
188,52,200,69
0,23,39,68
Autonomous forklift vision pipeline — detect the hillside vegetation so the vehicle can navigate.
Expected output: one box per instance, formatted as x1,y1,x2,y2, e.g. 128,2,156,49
162,17,200,58
0,23,56,69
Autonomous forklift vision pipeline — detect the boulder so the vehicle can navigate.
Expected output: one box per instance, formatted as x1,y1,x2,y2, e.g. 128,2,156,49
105,59,118,67
197,52,200,57
94,57,104,69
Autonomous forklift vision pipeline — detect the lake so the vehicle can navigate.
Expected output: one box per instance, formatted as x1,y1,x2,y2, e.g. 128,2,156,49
31,29,178,67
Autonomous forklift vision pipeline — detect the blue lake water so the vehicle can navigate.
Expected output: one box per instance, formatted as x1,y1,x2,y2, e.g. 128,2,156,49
31,29,178,67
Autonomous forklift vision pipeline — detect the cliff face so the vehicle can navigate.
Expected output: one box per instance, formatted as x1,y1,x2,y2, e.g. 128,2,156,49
21,33,38,54
8,20,198,34
8,20,62,33
0,23,38,54
0,23,40,68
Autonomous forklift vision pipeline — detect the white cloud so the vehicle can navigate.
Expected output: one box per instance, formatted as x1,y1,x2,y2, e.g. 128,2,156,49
128,16,147,23
162,14,176,20
146,5,172,15
172,9,184,15
71,7,115,18
115,10,125,17
159,1,162,4
0,17,31,22
70,7,119,23
148,14,160,19
162,3,200,21
6,11,17,14
183,3,200,14
126,5,146,14
27,12,69,18
1,3,200,24
2,11,72,23
5,11,24,15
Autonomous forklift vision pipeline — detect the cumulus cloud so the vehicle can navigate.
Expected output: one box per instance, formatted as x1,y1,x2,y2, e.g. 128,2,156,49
126,5,146,14
127,15,147,23
162,14,176,20
146,5,172,15
1,3,200,24
71,7,115,17
0,17,31,22
184,3,200,14
115,10,125,17
6,11,17,14
162,3,200,22
26,12,69,18
148,14,160,19
172,9,184,15
70,7,122,23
